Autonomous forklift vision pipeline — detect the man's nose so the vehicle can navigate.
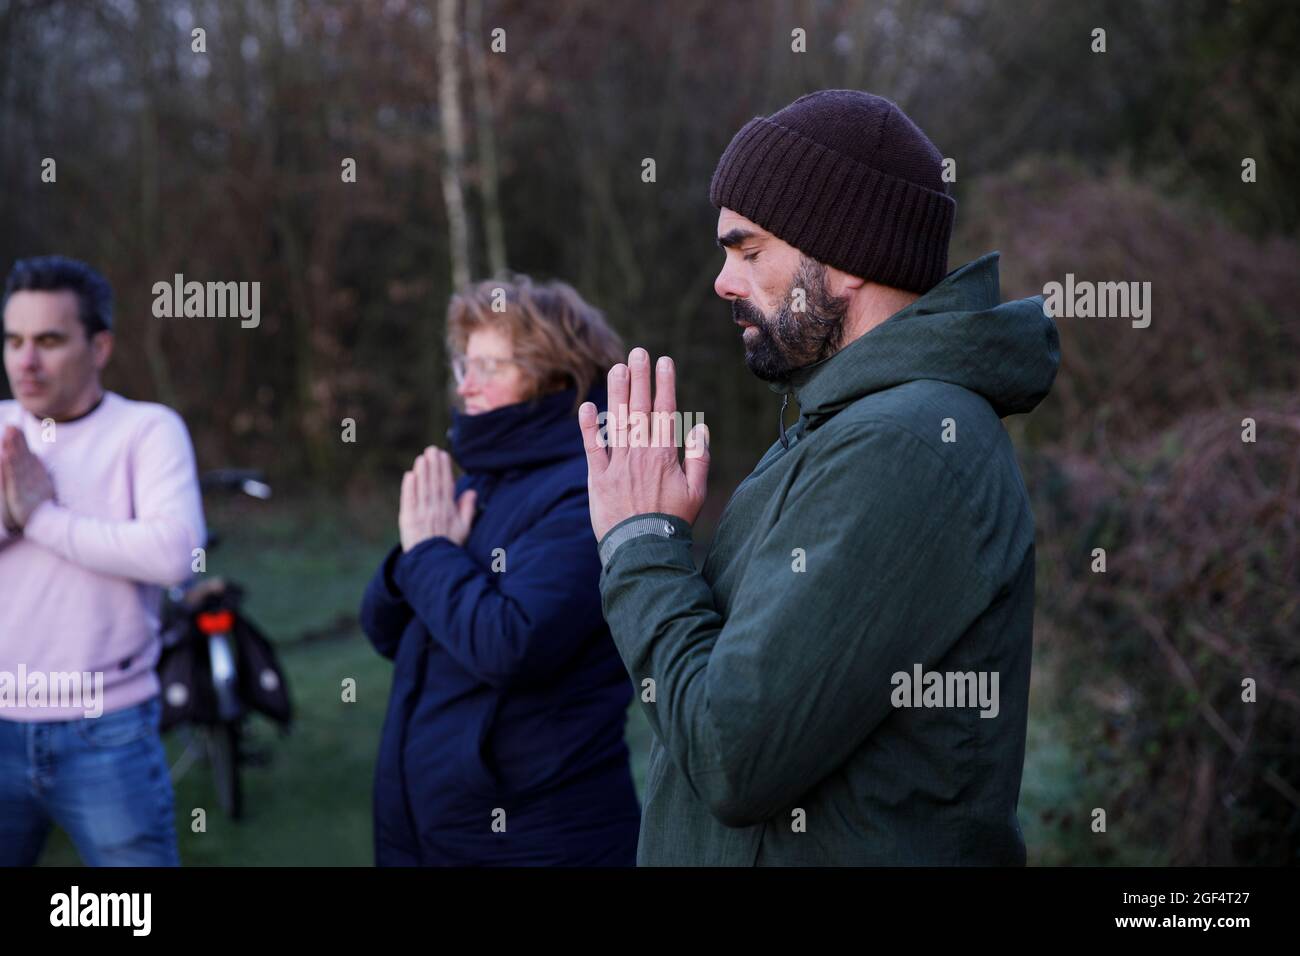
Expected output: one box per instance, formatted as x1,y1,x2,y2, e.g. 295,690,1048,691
714,262,747,301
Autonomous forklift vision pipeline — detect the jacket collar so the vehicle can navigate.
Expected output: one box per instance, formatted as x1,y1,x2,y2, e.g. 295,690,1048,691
770,252,1003,408
448,382,607,475
763,252,1058,439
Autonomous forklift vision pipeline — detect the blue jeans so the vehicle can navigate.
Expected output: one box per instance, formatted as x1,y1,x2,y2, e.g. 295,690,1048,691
0,696,179,866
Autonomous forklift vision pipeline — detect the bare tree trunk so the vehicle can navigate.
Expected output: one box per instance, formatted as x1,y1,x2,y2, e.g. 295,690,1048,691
131,1,176,407
137,98,176,408
466,0,506,277
437,0,472,290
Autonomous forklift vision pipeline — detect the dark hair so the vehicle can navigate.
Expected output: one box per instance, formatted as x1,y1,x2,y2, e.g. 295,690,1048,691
3,256,114,338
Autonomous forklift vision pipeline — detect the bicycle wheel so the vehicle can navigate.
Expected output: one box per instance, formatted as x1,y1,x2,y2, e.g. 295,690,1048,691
207,720,243,820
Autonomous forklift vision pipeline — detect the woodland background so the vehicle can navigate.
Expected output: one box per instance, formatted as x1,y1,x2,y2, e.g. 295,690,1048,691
1,0,1296,865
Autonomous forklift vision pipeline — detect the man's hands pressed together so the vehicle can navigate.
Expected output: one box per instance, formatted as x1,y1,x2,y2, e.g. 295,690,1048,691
0,425,55,534
398,446,477,552
578,347,710,542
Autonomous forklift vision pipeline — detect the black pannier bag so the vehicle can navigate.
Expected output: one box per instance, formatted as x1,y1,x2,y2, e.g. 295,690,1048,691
233,615,293,728
156,614,292,732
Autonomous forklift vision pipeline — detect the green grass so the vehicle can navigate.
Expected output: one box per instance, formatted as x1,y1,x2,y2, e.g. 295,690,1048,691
167,635,392,866
198,494,395,642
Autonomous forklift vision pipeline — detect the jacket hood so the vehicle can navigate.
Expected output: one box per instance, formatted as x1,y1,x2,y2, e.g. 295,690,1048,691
449,382,606,474
774,252,1060,428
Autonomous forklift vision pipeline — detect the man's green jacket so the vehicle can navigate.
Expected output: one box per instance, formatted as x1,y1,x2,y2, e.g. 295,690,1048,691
597,252,1060,865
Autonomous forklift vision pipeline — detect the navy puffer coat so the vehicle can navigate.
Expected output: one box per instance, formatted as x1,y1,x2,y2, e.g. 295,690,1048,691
360,383,640,865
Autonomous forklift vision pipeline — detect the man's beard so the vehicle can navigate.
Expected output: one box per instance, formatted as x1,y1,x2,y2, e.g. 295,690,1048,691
732,256,850,384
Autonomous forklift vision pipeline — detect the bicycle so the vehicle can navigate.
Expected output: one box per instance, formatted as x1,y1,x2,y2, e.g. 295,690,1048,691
157,469,291,820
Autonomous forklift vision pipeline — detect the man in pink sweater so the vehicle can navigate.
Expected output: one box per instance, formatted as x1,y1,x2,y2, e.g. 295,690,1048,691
0,256,205,866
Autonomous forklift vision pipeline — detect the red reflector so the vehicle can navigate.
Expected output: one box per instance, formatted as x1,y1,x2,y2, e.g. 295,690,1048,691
196,610,235,634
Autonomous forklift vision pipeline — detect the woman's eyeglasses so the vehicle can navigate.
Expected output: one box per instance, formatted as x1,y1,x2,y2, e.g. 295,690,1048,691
450,354,523,386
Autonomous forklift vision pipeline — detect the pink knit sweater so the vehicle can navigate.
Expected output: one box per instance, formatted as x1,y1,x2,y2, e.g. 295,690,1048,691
0,392,206,721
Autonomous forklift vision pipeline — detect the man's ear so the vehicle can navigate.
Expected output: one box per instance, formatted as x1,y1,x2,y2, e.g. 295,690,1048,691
826,265,866,297
91,330,114,370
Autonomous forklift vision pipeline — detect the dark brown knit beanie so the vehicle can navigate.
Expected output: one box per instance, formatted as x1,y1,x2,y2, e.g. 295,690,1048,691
709,90,955,294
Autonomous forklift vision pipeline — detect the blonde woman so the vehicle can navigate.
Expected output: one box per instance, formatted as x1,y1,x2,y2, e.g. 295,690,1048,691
360,276,638,865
